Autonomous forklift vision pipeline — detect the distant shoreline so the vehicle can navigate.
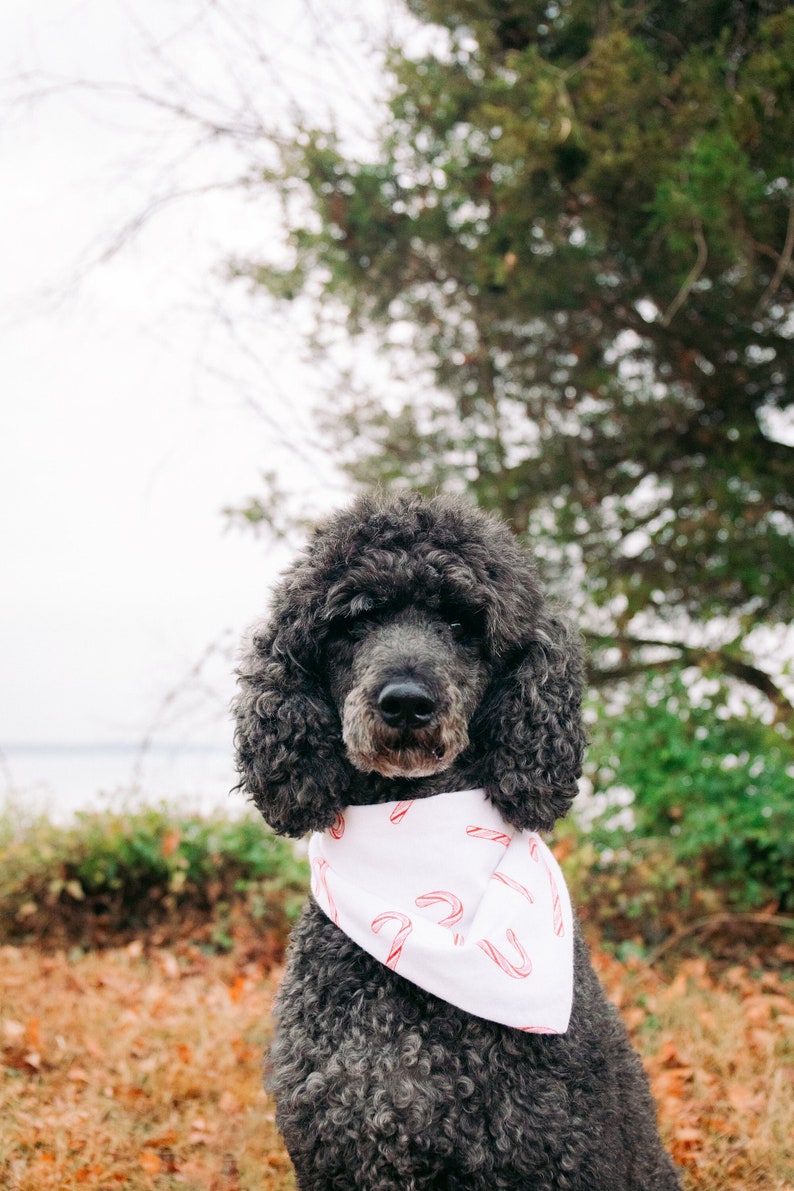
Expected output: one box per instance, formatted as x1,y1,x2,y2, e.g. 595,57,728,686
0,744,241,823
1,742,230,755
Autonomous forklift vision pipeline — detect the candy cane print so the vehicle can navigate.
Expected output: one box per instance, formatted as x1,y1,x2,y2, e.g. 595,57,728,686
389,800,414,825
466,825,511,847
491,872,534,903
371,911,413,970
549,884,564,937
476,929,533,979
329,813,346,839
312,857,339,926
414,889,464,928
528,837,565,937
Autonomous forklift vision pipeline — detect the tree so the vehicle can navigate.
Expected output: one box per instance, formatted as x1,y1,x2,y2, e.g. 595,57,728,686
240,0,794,717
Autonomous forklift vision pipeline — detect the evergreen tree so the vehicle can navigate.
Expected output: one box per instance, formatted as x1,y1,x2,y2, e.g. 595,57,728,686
242,0,794,713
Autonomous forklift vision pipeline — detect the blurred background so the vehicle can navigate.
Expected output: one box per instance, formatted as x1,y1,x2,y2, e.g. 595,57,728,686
2,8,793,1187
2,0,792,899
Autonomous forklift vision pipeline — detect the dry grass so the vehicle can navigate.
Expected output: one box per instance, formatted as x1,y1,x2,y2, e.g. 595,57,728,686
2,940,792,1190
1,944,294,1191
593,950,794,1189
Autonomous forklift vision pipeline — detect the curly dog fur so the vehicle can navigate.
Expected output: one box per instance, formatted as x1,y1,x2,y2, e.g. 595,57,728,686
235,492,682,1191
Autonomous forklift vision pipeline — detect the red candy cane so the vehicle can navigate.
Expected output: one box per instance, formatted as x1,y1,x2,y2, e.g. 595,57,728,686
492,872,535,903
329,813,345,839
528,837,565,937
371,911,413,970
312,857,339,926
476,929,533,979
466,825,511,847
414,889,464,928
389,800,414,825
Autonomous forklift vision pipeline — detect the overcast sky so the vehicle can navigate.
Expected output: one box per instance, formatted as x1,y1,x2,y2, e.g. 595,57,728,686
1,0,394,760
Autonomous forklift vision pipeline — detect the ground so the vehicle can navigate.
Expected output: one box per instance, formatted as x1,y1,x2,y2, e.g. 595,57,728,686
1,937,792,1191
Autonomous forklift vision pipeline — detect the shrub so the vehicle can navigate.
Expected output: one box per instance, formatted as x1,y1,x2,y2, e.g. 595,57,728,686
0,802,309,950
583,673,794,911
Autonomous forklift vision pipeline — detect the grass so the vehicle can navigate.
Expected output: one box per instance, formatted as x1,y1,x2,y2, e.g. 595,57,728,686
2,934,792,1190
1,804,792,1189
0,803,308,951
1,941,294,1191
592,949,794,1188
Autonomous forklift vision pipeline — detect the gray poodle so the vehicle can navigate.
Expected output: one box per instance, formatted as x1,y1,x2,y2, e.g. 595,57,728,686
234,492,682,1191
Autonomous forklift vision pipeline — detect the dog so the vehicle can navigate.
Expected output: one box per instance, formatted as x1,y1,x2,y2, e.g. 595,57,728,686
234,491,682,1190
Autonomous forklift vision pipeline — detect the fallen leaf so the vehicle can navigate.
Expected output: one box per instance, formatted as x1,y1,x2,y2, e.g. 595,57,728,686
674,1126,703,1142
727,1084,765,1113
623,1006,647,1031
161,829,181,857
146,1129,178,1148
228,974,247,1003
159,951,180,979
138,1149,162,1175
76,1165,106,1183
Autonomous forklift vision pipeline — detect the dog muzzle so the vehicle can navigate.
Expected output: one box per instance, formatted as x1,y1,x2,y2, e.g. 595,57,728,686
308,788,574,1033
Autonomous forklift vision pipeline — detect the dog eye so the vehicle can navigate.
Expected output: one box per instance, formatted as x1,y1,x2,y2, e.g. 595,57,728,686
443,610,486,643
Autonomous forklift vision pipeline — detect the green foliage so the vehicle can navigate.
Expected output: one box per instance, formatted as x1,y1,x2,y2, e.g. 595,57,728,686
242,0,794,715
0,804,309,948
583,674,794,911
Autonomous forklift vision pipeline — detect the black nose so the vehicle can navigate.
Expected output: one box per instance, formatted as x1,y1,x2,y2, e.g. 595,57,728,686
377,680,436,730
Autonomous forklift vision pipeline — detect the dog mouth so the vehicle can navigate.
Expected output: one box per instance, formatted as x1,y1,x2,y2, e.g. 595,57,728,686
346,738,460,779
351,737,457,779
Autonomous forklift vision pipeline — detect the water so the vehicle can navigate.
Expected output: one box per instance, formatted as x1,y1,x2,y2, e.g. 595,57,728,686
0,743,248,825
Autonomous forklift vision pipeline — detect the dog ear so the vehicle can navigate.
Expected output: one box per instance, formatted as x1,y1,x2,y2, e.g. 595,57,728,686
233,591,349,838
472,612,586,832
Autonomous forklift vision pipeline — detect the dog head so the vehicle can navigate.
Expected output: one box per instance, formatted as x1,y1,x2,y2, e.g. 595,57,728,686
234,492,586,836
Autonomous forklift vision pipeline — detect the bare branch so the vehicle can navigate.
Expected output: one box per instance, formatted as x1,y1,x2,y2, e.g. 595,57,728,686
645,912,794,966
659,222,708,327
586,633,793,721
756,193,794,314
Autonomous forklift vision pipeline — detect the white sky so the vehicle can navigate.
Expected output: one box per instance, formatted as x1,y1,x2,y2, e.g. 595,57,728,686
2,0,791,786
1,0,394,754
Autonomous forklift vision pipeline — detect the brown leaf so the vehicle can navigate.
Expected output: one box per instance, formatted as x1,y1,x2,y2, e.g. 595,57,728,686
227,974,247,1003
161,829,181,857
75,1165,106,1183
25,1017,42,1049
726,1084,766,1113
158,951,180,980
622,1006,647,1031
674,1126,703,1142
3,1018,25,1042
146,1129,178,1148
138,1149,162,1175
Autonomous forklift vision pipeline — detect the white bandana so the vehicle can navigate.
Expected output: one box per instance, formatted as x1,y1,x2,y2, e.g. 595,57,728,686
308,788,574,1033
